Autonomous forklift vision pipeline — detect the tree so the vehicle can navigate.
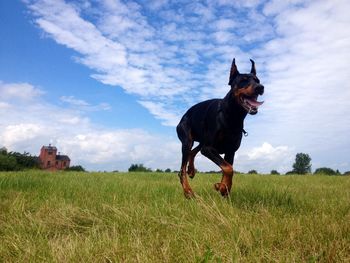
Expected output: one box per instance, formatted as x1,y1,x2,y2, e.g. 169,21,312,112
314,167,337,175
248,170,258,174
0,147,8,155
0,154,18,171
292,153,311,174
270,170,280,175
165,168,171,173
9,151,39,169
128,164,152,172
0,150,39,171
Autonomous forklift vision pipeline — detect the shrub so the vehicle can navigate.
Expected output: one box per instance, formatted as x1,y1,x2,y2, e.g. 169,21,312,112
128,164,152,172
314,167,338,175
248,170,258,174
270,170,280,175
65,165,86,172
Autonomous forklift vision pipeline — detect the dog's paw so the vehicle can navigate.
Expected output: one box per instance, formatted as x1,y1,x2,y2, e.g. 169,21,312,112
184,190,195,199
214,183,230,197
188,171,196,179
187,166,196,179
214,183,221,191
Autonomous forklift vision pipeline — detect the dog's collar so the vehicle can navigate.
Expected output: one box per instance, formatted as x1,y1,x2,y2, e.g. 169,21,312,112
242,128,248,137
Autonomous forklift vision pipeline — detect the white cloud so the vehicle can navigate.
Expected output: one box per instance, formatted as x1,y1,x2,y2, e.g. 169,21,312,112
214,18,237,31
58,130,179,170
60,96,89,106
0,82,44,100
138,100,180,126
0,102,11,109
24,0,350,131
60,96,111,111
29,0,127,68
24,0,268,126
263,0,306,16
255,0,350,156
234,142,294,173
2,123,44,146
247,142,290,161
145,0,169,11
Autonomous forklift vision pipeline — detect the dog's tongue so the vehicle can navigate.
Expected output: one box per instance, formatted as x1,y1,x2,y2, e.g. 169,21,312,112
245,97,264,107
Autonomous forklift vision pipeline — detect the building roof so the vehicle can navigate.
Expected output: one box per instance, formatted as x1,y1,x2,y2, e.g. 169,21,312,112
56,155,70,161
42,145,57,151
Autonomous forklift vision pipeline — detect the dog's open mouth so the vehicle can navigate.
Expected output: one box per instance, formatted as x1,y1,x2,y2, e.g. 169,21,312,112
240,95,264,114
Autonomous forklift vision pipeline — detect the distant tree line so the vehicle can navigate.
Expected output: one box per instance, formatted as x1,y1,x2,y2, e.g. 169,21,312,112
0,147,39,171
128,164,172,173
155,152,348,176
2,147,346,176
128,157,349,176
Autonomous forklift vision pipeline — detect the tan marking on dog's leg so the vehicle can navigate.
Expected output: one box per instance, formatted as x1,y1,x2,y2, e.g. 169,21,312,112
214,161,233,197
187,145,201,179
179,165,194,198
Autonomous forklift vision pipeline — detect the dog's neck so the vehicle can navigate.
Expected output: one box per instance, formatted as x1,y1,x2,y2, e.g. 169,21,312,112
221,90,247,129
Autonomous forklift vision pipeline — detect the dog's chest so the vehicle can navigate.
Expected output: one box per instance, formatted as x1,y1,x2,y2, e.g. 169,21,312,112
214,130,242,153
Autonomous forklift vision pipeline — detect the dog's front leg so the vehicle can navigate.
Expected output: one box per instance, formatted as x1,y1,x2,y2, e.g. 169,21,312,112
201,147,233,196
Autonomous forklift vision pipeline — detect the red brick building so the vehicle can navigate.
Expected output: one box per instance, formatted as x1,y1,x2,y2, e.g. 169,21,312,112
39,144,70,171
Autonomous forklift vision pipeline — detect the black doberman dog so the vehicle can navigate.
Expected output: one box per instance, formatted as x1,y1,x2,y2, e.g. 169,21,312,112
176,58,264,198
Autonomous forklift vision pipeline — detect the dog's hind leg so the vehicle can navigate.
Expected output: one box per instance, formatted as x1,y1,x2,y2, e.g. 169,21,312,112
187,143,202,179
176,120,195,198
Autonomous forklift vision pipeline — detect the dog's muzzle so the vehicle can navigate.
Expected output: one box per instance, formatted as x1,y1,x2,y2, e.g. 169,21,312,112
255,84,264,95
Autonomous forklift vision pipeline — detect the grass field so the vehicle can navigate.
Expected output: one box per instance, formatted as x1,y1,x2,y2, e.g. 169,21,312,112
0,171,349,262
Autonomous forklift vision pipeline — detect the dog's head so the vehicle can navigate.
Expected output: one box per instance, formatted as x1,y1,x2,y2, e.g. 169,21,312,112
228,58,264,115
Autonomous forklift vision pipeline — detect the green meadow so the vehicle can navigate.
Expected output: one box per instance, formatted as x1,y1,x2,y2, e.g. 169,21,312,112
0,171,349,262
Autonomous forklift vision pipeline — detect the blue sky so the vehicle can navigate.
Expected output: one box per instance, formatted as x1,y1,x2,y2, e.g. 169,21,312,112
1,0,350,173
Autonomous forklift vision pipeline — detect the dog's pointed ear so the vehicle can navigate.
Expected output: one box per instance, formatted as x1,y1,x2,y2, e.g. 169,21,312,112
228,58,239,85
250,59,256,75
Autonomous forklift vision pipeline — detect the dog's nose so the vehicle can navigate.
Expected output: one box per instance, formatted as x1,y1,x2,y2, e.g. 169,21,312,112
255,84,264,95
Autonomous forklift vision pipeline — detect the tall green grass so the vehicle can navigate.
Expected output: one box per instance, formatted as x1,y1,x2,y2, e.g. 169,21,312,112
0,171,349,262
